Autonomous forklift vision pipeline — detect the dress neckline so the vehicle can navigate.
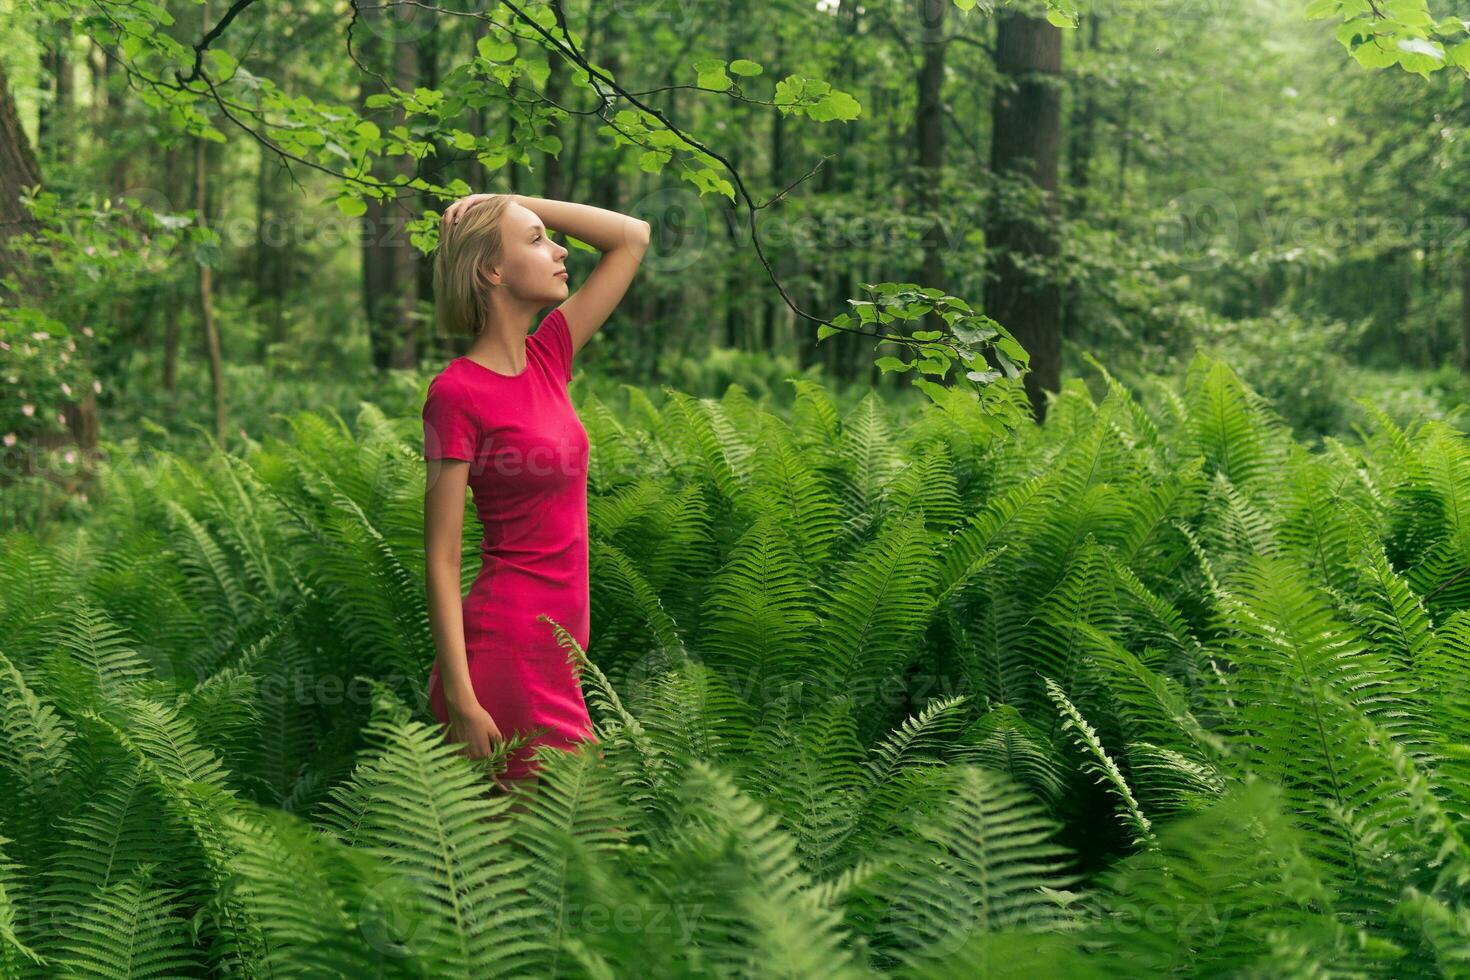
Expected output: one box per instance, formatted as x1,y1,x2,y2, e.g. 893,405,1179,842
456,352,529,379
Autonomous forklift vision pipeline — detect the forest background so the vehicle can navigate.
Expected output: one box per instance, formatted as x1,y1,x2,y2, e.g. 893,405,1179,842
4,0,1469,522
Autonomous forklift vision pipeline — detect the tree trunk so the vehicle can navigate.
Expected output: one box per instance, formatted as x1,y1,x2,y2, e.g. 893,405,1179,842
164,145,181,402
1060,15,1102,351
196,2,227,444
1460,251,1470,374
986,12,1063,422
1066,13,1102,207
915,0,948,343
38,35,74,168
358,0,421,369
0,61,43,297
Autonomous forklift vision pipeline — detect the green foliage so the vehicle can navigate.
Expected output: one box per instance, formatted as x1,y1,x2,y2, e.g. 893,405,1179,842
4,354,1470,973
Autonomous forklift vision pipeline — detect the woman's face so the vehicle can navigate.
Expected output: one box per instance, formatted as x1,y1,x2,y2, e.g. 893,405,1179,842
484,202,570,302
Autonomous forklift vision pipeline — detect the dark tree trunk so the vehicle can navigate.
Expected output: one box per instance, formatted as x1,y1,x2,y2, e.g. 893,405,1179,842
1066,14,1102,207
164,145,181,403
1060,14,1102,351
0,61,43,297
38,35,74,168
195,42,227,446
1460,251,1470,374
915,0,948,343
358,0,421,369
985,12,1064,422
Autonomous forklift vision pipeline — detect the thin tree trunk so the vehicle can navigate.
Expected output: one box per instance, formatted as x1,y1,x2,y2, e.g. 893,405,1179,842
1460,251,1470,373
196,1,227,444
0,62,43,296
164,145,181,402
916,0,948,344
986,12,1064,421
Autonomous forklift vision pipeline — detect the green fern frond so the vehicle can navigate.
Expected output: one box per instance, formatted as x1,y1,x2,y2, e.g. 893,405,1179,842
1200,470,1279,560
0,532,74,649
0,650,73,827
0,834,45,969
1182,354,1286,493
588,538,687,659
49,864,200,977
315,715,543,974
883,443,963,533
1065,623,1218,764
832,695,973,860
41,598,155,714
1024,540,1122,712
696,515,818,698
1044,677,1155,848
860,764,1081,970
661,390,750,507
936,474,1050,598
742,695,868,875
1082,777,1374,975
659,759,868,977
540,615,671,807
834,391,905,523
810,510,940,713
1396,887,1470,975
786,377,843,451
35,761,186,953
1277,446,1372,595
217,803,410,976
162,497,250,643
745,435,844,571
948,705,1067,809
1351,544,1436,679
631,658,756,770
1123,741,1230,816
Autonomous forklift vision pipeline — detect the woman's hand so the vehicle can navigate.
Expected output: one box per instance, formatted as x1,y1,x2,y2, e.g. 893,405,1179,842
445,694,506,760
441,192,516,234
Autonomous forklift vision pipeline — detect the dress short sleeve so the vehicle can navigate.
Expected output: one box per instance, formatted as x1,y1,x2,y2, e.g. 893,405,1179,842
533,307,574,384
422,374,477,461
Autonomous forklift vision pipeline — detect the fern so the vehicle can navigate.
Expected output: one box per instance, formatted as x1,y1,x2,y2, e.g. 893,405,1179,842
1044,677,1155,848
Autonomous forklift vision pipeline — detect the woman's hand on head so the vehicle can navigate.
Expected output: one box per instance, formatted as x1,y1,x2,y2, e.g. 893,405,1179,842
441,193,516,234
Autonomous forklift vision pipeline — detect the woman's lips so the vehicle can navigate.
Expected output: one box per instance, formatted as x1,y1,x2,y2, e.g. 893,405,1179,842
555,271,568,278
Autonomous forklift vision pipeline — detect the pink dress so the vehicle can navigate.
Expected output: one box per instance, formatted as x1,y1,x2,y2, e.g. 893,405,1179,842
422,307,597,780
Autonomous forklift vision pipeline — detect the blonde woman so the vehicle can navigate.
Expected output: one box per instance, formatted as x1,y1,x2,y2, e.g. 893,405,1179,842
424,192,650,794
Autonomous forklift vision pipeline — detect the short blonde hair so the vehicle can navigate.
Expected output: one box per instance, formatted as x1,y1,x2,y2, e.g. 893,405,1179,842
433,194,514,337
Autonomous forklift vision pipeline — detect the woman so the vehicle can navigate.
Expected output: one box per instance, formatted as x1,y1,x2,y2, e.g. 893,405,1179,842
423,191,650,795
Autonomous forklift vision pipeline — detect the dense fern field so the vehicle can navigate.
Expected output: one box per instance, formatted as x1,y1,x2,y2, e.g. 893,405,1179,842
4,353,1470,977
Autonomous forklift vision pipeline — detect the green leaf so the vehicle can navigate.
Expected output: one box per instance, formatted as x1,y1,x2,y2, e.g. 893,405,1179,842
876,356,911,374
817,323,840,341
729,59,762,76
917,357,948,375
697,68,732,91
191,237,221,268
639,149,670,173
477,36,517,62
1046,9,1079,28
206,49,237,77
336,195,367,218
